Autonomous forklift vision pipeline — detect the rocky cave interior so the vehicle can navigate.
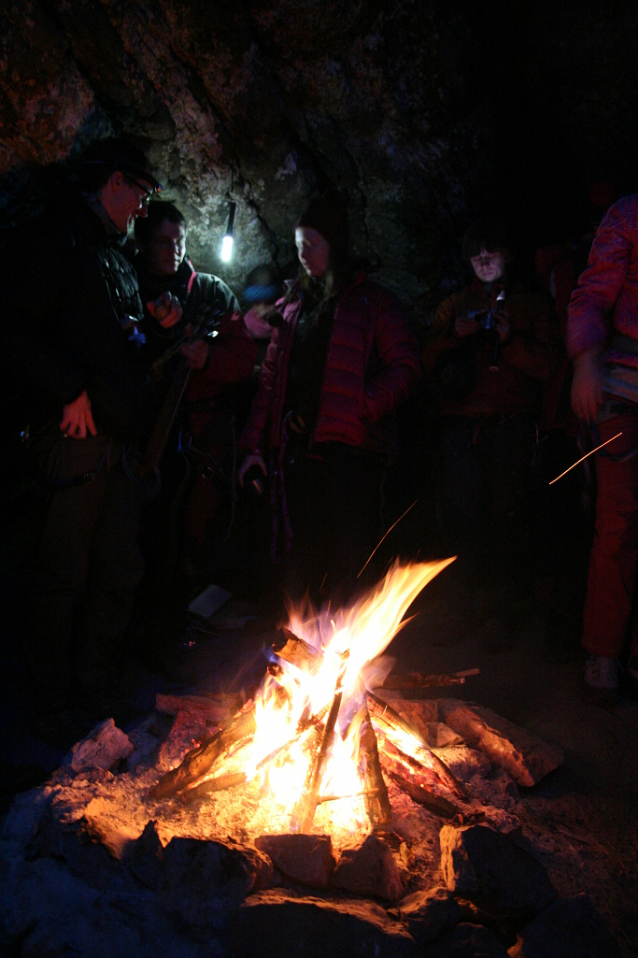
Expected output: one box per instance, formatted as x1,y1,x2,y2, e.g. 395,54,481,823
1,1,638,957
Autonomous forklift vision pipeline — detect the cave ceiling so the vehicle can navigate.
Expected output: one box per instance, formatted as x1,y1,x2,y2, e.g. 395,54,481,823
1,0,637,314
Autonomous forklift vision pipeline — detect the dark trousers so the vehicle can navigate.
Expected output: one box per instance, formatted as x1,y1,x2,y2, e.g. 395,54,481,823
438,414,537,614
26,432,143,711
283,442,387,607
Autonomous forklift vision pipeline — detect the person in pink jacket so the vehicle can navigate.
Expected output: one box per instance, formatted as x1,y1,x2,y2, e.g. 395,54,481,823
567,194,638,702
239,189,420,606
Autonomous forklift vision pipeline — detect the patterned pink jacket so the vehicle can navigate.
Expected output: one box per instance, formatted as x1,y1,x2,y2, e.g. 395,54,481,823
239,273,420,455
567,194,638,369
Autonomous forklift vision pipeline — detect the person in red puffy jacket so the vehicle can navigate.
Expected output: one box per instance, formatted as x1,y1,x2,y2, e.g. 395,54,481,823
239,189,420,607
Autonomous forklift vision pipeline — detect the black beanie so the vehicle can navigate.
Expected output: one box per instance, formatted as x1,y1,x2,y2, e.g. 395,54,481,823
296,188,349,264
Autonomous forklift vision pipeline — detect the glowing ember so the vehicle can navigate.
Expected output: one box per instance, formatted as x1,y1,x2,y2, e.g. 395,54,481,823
188,558,455,833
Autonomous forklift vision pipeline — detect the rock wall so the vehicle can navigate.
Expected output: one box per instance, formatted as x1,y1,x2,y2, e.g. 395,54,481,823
1,0,637,317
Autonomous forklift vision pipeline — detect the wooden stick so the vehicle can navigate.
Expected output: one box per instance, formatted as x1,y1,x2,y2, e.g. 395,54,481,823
367,692,466,800
357,703,392,827
386,770,459,818
255,705,329,771
291,650,350,832
149,705,257,800
382,668,480,690
377,732,444,786
272,629,323,673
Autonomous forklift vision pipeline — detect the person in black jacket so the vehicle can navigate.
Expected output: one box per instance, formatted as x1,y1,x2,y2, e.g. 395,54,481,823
6,138,176,746
133,202,256,581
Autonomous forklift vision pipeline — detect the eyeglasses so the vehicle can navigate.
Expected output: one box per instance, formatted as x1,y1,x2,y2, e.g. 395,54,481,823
124,174,161,204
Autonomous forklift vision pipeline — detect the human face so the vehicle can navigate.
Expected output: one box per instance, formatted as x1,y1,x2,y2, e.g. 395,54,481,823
470,248,506,284
103,171,155,234
144,219,187,277
295,226,331,278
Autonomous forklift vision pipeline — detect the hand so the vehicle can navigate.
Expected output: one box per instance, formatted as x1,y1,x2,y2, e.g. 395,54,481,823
238,454,267,488
454,316,480,338
571,350,603,422
147,293,182,329
180,323,209,369
59,390,97,439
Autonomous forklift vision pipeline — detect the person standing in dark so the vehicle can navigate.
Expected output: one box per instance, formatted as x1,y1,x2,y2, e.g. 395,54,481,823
5,138,168,746
422,219,562,650
238,189,421,608
133,201,256,581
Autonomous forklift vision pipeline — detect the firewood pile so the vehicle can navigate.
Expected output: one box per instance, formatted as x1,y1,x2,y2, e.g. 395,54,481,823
148,629,473,830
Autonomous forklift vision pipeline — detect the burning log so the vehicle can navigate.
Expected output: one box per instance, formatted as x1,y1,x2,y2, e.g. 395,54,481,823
356,704,392,828
182,771,248,803
272,629,322,674
291,650,350,833
149,704,257,800
367,692,467,801
382,669,480,690
385,769,459,819
376,731,460,816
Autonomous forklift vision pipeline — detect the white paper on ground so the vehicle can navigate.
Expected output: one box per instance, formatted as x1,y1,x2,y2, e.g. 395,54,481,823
187,583,231,619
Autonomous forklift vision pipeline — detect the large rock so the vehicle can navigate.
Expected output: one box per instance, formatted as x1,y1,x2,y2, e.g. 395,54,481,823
436,701,563,787
512,895,622,958
254,834,335,887
83,797,144,859
70,719,133,773
228,889,417,957
439,824,556,916
158,837,273,931
331,834,404,901
423,922,509,957
398,886,461,944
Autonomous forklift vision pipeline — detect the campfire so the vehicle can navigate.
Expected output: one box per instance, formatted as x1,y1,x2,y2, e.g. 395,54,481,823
149,558,469,836
9,559,619,958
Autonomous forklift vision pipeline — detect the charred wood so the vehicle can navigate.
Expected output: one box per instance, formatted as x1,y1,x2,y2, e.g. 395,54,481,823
149,705,257,800
386,769,460,818
367,692,466,800
382,669,479,690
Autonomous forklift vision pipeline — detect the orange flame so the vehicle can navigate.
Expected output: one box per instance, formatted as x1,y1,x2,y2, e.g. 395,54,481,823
227,559,455,829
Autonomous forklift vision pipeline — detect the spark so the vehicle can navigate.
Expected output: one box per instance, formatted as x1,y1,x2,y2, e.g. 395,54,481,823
549,432,623,485
357,500,418,578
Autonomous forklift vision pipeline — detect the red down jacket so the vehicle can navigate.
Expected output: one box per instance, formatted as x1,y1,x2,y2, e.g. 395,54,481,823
239,272,420,455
